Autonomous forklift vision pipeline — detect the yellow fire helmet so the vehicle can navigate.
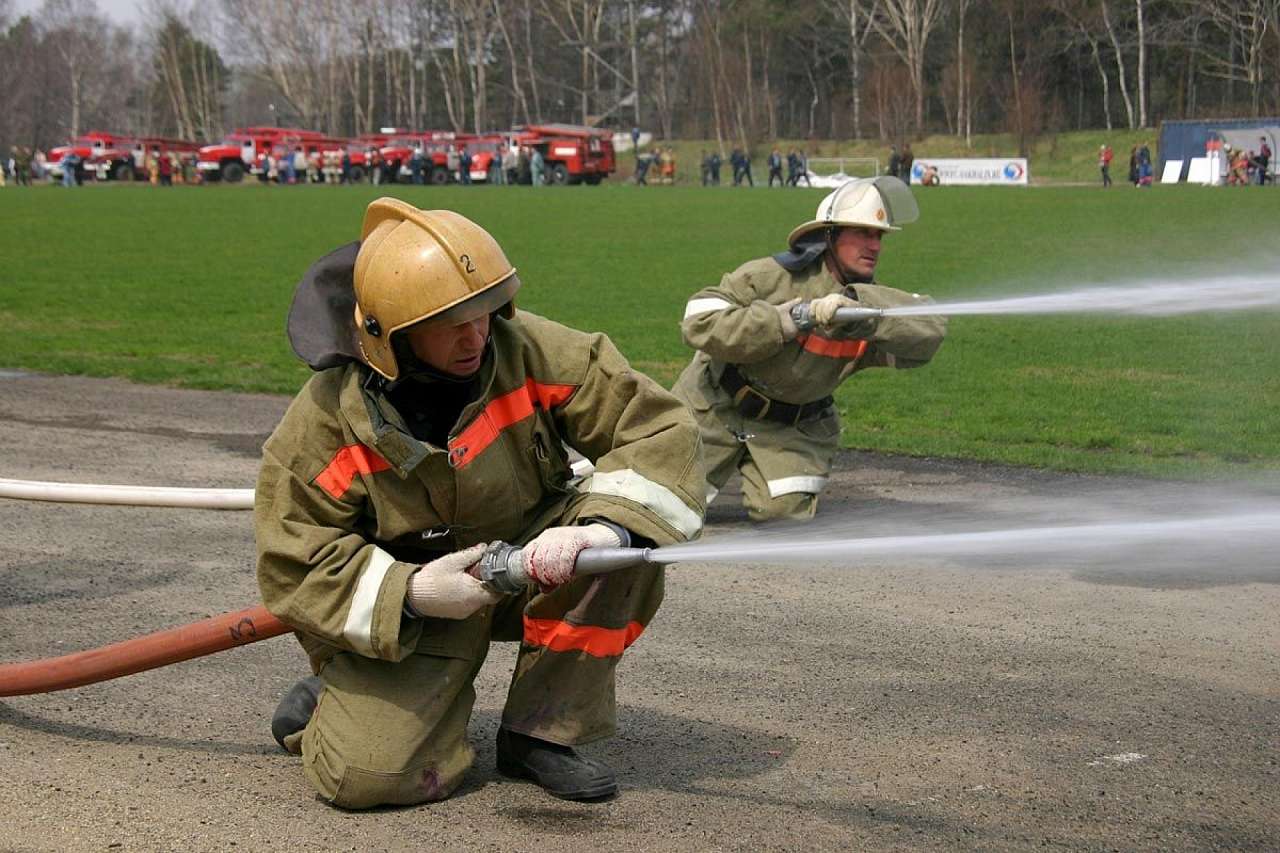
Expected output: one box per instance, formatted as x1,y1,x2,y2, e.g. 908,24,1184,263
353,198,520,380
786,176,919,248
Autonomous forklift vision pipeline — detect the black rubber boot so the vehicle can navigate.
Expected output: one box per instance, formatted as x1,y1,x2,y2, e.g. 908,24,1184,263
495,727,618,801
270,675,323,751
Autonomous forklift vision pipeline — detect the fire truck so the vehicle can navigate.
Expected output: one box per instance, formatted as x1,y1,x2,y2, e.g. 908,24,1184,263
196,127,328,183
46,131,199,181
379,132,465,184
511,124,616,184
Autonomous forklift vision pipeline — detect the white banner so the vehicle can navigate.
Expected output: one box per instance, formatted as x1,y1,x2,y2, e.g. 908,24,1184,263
909,158,1029,186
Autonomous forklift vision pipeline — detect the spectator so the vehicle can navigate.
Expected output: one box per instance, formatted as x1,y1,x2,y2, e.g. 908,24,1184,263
446,146,460,183
1128,145,1139,185
157,151,173,186
1257,136,1271,185
502,144,518,185
708,150,722,185
370,149,383,185
341,151,352,184
631,125,641,151
634,149,652,185
887,145,901,180
740,150,754,186
795,150,812,186
900,143,914,184
410,146,424,185
730,148,744,185
660,147,675,184
785,149,800,186
294,147,309,184
62,150,79,187
700,150,711,186
1099,144,1113,188
33,149,47,181
768,148,784,187
1137,142,1152,188
459,148,472,185
530,147,545,185
518,146,531,184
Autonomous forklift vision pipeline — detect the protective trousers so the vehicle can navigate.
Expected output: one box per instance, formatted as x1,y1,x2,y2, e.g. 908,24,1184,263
672,362,839,522
287,539,663,809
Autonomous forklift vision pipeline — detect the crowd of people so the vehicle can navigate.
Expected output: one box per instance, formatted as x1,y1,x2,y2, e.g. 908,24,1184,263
1224,137,1272,186
633,146,817,187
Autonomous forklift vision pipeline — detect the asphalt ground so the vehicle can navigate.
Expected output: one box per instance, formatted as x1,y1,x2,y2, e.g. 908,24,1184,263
1,372,1276,851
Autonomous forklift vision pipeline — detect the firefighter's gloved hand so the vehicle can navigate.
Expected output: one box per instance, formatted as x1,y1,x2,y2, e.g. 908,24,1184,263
811,293,861,328
775,298,802,341
522,524,623,589
406,543,500,620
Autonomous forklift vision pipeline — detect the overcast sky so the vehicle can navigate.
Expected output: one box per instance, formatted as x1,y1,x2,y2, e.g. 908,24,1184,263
13,0,142,24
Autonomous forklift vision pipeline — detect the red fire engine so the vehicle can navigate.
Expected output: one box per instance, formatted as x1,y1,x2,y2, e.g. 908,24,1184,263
196,127,328,183
47,131,199,181
510,124,616,184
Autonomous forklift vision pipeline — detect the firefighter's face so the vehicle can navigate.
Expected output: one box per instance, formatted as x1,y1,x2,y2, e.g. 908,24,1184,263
832,226,885,279
406,314,490,377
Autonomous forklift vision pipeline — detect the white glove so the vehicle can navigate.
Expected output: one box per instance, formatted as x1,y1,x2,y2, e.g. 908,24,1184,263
775,297,801,341
810,293,859,327
406,543,500,620
522,524,622,589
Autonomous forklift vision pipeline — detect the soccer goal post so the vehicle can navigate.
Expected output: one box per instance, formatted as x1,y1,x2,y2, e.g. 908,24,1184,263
806,157,881,178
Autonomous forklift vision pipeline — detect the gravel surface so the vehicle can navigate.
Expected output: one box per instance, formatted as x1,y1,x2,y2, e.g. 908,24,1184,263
1,372,1276,852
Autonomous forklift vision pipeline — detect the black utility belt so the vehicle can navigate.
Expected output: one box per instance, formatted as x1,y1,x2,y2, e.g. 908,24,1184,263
716,364,833,426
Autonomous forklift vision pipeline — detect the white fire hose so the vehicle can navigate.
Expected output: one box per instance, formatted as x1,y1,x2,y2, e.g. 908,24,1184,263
0,460,595,510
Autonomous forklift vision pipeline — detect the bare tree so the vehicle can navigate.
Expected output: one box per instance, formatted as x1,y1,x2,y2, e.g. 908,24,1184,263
822,0,880,139
1099,0,1136,128
872,0,944,134
1194,0,1278,115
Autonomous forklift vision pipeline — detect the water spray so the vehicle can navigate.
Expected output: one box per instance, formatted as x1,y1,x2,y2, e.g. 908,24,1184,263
844,274,1280,320
9,500,1278,697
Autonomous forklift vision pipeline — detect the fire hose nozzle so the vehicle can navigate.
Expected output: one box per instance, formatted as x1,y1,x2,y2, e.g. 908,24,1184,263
474,543,656,595
790,302,884,331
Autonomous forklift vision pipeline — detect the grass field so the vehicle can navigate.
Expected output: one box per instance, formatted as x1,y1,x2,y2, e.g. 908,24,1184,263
1,181,1277,479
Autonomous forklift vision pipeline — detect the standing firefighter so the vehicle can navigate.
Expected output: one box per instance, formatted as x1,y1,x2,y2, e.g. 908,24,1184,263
671,177,946,522
257,198,705,807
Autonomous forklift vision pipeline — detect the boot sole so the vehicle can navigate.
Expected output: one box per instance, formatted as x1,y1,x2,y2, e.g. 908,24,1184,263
496,754,619,801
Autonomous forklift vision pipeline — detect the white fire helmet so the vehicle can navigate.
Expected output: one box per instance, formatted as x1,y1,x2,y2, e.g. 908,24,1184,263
787,176,919,248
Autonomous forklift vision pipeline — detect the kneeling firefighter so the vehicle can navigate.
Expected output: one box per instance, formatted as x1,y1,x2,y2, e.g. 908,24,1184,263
258,198,705,806
671,176,947,522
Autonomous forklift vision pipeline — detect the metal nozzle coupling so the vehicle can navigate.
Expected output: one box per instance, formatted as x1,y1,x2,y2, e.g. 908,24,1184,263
791,302,884,331
474,543,656,595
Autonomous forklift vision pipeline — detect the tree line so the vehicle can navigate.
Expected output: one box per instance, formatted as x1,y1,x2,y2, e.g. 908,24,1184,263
3,0,1279,156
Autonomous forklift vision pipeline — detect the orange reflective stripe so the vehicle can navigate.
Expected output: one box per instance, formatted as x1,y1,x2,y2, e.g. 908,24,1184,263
448,379,577,469
522,616,646,658
315,444,391,500
798,334,868,360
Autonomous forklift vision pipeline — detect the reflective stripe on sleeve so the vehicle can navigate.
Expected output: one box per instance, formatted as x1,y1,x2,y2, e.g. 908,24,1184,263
342,546,397,657
706,486,719,504
767,475,828,498
683,297,734,319
585,468,703,539
523,616,645,658
315,444,392,500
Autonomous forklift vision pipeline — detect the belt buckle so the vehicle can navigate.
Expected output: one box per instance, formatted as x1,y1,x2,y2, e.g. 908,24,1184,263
732,385,772,419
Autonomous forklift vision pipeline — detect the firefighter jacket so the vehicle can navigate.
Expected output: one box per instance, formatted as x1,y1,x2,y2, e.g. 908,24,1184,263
679,255,947,406
256,310,705,669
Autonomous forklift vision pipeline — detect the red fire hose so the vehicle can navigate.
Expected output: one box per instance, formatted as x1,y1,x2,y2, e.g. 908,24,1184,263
0,605,290,697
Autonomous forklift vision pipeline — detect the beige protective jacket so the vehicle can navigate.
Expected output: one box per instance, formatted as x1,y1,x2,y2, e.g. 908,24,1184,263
256,310,705,668
680,256,947,404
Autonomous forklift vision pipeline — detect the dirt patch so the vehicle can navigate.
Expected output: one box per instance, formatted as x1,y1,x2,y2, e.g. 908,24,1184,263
1,373,1276,851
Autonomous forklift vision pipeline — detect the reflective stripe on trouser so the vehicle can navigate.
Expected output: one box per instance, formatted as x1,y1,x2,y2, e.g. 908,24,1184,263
503,561,664,745
297,551,663,808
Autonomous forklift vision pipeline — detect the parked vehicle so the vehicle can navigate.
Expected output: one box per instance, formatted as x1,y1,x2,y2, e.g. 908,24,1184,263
196,127,326,183
511,124,616,184
46,131,199,181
